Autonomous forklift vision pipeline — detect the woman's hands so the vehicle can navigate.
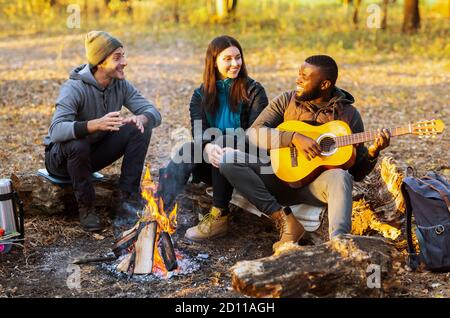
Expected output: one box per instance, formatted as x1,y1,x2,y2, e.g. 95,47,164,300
205,143,223,168
205,144,235,168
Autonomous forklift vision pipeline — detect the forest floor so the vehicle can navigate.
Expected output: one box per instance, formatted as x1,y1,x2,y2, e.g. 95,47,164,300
0,33,449,298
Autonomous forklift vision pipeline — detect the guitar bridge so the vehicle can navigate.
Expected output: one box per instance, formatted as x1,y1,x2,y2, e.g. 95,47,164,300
290,147,298,167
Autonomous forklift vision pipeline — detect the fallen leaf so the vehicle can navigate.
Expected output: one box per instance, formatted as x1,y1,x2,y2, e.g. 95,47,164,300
93,233,105,240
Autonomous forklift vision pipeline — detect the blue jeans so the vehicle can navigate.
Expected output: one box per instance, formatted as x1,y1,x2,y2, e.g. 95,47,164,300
219,151,353,238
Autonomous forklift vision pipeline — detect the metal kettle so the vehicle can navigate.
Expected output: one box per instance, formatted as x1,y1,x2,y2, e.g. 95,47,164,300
0,179,24,253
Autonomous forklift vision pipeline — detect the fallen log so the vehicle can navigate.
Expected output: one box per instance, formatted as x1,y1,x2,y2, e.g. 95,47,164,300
230,234,400,298
10,172,120,215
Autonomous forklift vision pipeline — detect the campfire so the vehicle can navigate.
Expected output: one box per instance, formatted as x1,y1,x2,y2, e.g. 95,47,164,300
112,167,180,276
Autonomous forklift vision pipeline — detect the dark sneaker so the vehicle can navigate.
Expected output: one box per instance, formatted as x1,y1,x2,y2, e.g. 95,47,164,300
78,203,103,232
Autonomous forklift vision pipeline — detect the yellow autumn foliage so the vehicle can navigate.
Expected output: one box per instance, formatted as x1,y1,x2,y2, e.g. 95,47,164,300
351,199,401,241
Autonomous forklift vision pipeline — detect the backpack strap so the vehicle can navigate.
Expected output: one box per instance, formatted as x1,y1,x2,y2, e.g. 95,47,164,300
401,182,420,270
418,177,450,210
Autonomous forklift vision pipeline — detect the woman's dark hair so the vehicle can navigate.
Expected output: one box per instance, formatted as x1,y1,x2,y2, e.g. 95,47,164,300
202,35,249,115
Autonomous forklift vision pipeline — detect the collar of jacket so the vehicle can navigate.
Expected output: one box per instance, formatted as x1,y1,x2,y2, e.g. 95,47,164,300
216,78,233,92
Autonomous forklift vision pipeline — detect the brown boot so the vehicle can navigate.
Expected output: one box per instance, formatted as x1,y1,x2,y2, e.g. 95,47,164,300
271,207,305,252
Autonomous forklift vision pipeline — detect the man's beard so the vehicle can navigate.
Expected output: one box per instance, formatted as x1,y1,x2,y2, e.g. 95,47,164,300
108,67,125,80
296,85,322,102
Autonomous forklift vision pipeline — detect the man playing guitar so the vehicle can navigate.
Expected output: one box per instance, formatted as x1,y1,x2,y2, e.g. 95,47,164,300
219,55,390,251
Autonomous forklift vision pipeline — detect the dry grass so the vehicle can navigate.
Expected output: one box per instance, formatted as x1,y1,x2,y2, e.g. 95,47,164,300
0,1,449,299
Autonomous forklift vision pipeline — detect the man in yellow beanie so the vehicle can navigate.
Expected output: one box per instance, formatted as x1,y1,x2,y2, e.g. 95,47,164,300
44,31,162,232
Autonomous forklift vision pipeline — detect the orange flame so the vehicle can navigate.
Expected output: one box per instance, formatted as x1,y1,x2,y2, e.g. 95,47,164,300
140,166,179,276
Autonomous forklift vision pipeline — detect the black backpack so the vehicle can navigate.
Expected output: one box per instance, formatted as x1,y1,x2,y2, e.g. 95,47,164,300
402,172,450,272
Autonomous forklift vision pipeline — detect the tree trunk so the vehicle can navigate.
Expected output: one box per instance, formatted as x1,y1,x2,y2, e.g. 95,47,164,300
381,0,389,29
216,0,237,20
231,234,401,298
173,0,180,24
352,0,362,27
402,0,420,33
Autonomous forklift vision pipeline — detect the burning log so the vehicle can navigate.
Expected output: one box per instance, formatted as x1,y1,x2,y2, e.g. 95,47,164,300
113,167,179,276
133,221,157,274
158,231,178,271
230,234,401,298
116,253,133,273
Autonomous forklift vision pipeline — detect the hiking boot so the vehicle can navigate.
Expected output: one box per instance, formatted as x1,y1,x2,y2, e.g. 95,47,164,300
271,207,305,252
185,206,229,241
78,203,103,232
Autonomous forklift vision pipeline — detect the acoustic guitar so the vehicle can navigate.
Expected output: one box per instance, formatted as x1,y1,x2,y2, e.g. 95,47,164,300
270,119,445,188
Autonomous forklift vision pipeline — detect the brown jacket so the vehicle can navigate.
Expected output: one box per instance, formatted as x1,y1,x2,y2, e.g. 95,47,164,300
247,87,377,181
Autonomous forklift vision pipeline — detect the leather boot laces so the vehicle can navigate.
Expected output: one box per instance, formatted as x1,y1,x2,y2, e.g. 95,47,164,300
274,214,288,239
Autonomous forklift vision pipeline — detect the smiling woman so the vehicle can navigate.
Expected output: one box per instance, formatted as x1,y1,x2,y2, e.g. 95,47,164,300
216,46,242,80
202,35,249,116
157,35,269,242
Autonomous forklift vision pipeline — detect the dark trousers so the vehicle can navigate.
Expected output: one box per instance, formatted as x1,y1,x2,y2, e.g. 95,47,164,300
158,138,239,211
45,124,152,205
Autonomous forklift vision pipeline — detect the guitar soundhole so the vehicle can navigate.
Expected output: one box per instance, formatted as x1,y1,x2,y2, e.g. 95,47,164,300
319,137,336,154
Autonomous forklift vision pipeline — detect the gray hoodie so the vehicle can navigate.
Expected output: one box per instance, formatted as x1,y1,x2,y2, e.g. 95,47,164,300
45,64,161,145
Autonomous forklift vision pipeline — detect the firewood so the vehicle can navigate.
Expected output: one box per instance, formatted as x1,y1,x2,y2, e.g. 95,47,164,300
117,253,133,273
112,223,140,257
230,234,400,298
158,231,178,271
133,221,157,274
72,256,117,265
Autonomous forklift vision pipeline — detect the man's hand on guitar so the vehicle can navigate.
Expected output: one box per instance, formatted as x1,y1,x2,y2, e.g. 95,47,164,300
368,128,391,159
292,133,322,161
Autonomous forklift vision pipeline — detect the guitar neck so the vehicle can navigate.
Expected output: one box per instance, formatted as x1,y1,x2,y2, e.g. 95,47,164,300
334,125,412,147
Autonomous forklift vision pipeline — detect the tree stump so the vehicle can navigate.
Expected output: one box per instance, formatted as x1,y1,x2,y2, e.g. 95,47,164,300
231,234,401,298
